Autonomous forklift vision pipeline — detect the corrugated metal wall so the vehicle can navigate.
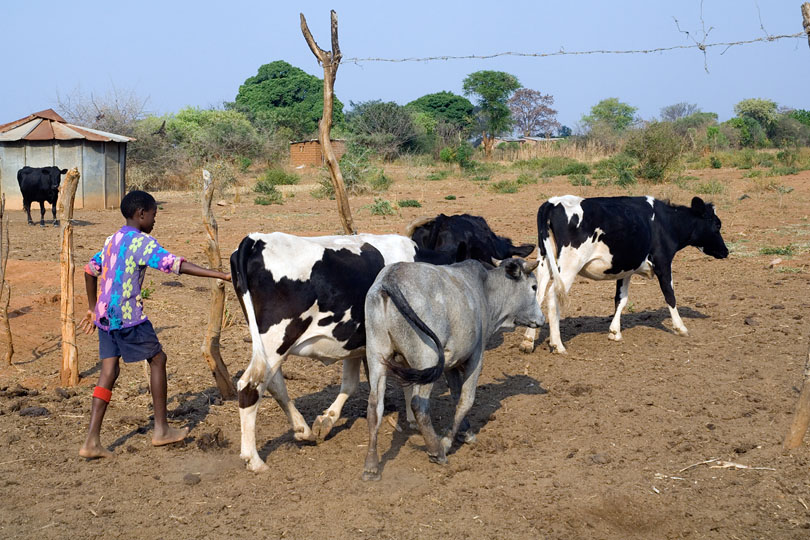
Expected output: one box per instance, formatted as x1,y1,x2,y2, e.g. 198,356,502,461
0,141,127,210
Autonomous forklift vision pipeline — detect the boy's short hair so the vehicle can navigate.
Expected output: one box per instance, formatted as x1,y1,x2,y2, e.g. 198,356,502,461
121,190,157,219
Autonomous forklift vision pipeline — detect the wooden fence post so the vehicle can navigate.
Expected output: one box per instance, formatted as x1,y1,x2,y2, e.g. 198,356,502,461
301,10,356,235
0,195,12,365
802,3,810,49
201,170,236,399
58,168,80,386
784,344,810,450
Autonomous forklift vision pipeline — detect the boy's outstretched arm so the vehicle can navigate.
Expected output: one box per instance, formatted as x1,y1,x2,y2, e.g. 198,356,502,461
179,261,231,282
79,273,98,334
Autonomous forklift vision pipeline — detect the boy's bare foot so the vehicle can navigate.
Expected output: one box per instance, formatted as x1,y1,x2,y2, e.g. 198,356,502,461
152,425,189,447
79,442,114,459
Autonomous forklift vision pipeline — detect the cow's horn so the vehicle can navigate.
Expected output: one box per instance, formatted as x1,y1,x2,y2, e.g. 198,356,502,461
491,257,502,267
524,259,540,273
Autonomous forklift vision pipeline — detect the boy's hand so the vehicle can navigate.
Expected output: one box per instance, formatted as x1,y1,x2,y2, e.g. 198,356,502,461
78,310,97,334
221,273,232,282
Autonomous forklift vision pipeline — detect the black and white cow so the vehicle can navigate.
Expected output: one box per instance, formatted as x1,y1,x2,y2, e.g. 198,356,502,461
407,213,535,262
520,195,728,354
231,231,472,472
17,166,68,226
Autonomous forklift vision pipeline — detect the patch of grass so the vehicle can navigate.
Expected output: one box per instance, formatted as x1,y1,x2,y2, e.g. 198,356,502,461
365,198,396,216
592,154,637,187
444,195,456,200
673,175,698,190
490,180,519,194
426,170,451,181
397,199,421,208
776,266,804,274
568,174,592,186
254,178,284,205
695,180,725,195
258,168,299,187
767,166,800,177
469,174,491,182
743,169,764,178
514,156,590,177
760,244,795,256
368,171,393,191
515,173,539,185
709,155,722,169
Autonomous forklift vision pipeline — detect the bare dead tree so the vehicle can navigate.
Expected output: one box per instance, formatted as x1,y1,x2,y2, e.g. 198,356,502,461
803,3,810,49
508,89,561,137
55,85,148,137
300,10,356,235
200,169,236,400
0,195,12,365
58,169,80,386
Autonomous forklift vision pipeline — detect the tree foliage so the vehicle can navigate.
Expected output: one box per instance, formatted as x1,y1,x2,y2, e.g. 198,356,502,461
233,60,344,140
406,91,474,130
508,88,561,137
346,100,418,160
582,97,637,132
733,98,778,131
660,102,700,122
462,70,520,156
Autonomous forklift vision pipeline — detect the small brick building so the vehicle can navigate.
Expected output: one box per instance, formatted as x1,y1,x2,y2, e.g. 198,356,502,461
289,139,346,167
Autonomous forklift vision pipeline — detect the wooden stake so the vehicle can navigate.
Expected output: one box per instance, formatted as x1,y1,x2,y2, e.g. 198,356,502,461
784,343,810,450
201,170,236,400
58,168,80,386
802,3,810,49
301,10,356,235
0,195,13,365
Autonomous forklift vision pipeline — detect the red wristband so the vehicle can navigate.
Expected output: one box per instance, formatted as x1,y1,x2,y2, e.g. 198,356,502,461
92,386,112,403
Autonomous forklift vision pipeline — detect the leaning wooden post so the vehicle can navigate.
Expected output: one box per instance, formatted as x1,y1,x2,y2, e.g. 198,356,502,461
802,3,810,49
201,170,236,400
784,343,810,450
0,195,13,365
301,10,356,235
58,168,80,386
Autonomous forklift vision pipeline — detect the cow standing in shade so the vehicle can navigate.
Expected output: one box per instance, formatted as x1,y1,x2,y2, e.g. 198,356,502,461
16,166,68,226
230,232,470,472
362,258,544,481
520,195,729,354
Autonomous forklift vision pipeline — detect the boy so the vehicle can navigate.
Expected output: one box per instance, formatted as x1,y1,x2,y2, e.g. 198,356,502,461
78,190,230,458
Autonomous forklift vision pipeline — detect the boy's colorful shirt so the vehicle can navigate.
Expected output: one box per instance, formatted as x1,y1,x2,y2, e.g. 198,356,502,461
85,226,184,331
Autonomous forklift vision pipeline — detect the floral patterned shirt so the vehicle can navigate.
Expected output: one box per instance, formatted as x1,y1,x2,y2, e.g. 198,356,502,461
85,226,184,331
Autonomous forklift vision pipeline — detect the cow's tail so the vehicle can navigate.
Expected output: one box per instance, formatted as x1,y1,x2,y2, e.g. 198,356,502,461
379,282,445,385
230,237,271,387
537,202,568,312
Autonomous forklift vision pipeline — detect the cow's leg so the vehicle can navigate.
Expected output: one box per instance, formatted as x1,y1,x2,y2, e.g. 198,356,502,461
411,383,445,464
52,202,59,227
608,277,631,341
23,200,33,225
312,357,361,441
442,354,483,453
655,266,688,336
402,383,417,429
444,367,475,444
362,357,388,481
265,366,313,442
39,201,46,227
546,260,579,353
237,367,272,472
520,257,551,353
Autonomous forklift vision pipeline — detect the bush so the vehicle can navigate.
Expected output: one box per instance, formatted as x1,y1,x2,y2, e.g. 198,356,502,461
426,169,451,181
259,168,299,186
398,199,421,208
709,156,722,169
569,174,592,186
695,180,725,195
315,143,379,198
515,173,538,185
491,180,519,193
624,121,684,182
445,195,456,200
368,171,393,192
514,156,590,177
254,176,284,204
366,198,396,216
439,141,475,168
592,154,637,186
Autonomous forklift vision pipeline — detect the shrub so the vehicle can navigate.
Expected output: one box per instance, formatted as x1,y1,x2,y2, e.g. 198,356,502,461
695,180,725,195
514,156,589,177
259,168,299,186
439,141,475,168
515,173,538,185
592,154,637,186
426,169,451,181
254,176,284,205
491,180,519,193
709,156,722,169
397,199,421,208
569,174,592,186
445,195,456,200
238,156,252,172
366,198,396,216
760,244,795,256
624,121,684,182
368,171,393,192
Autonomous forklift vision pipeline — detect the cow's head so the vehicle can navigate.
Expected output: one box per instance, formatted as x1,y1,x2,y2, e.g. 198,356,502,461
689,197,729,259
491,258,545,329
46,167,68,193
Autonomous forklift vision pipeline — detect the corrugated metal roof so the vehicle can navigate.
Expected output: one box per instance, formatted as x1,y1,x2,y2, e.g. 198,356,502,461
0,108,135,143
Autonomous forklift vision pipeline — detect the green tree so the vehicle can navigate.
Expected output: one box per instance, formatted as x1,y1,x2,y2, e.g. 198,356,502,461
582,97,637,132
346,100,418,160
462,70,521,158
788,109,810,127
406,91,474,129
233,60,344,140
167,107,264,161
733,98,778,132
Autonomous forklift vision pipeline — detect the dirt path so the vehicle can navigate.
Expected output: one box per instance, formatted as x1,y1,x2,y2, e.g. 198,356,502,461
1,166,809,539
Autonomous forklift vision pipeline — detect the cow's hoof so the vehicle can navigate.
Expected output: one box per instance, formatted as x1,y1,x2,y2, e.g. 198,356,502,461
608,331,622,342
53,221,60,227
362,469,381,482
312,415,335,442
675,328,689,337
456,431,476,444
518,340,535,354
428,452,447,465
440,436,453,454
39,223,45,228
246,459,270,473
549,344,567,354
293,428,315,442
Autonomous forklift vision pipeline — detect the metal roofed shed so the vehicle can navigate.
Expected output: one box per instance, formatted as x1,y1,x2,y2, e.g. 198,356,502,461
0,109,135,210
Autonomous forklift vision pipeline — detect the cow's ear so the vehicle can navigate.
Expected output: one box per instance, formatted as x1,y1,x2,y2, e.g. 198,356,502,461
504,259,522,280
690,196,707,215
60,169,68,175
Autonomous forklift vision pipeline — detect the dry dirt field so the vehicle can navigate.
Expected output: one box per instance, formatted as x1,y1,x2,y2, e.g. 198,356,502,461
1,165,809,539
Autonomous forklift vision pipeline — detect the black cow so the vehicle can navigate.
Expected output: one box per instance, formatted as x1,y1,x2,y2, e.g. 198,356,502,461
406,213,535,262
16,166,68,226
521,195,728,353
231,232,469,472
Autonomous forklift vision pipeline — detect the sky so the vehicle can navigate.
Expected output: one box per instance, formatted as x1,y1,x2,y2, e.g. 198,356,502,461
2,1,808,130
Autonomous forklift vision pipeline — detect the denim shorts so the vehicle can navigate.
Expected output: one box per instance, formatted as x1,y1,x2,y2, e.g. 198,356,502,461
98,320,163,363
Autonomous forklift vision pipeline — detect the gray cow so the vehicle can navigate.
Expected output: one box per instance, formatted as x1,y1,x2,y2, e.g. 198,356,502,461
362,258,544,481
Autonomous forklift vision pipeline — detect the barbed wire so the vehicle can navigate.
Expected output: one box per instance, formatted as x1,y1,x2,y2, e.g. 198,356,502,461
340,31,805,65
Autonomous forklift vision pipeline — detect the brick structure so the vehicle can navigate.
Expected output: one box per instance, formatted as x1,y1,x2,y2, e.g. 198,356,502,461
289,139,346,167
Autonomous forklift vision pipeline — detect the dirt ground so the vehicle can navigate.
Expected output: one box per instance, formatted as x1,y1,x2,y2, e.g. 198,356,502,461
1,165,809,539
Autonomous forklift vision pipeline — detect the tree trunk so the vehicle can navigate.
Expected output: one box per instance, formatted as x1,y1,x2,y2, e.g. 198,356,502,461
200,170,236,400
802,3,810,49
58,168,80,386
301,10,356,235
784,343,810,450
482,133,495,159
0,195,12,365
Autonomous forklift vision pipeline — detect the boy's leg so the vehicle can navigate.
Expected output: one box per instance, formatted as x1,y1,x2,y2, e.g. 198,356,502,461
147,350,189,446
79,356,120,458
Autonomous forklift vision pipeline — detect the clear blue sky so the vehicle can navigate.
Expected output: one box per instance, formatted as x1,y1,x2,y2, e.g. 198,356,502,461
2,1,807,129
